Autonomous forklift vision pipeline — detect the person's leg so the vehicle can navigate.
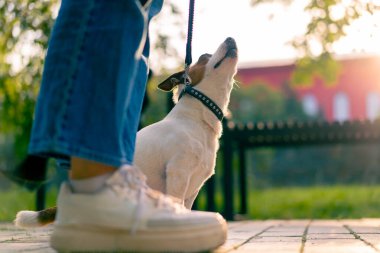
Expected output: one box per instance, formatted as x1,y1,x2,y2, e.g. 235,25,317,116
70,157,114,179
29,0,147,167
68,56,149,190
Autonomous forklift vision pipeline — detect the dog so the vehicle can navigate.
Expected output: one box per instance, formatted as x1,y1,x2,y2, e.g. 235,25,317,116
14,37,238,227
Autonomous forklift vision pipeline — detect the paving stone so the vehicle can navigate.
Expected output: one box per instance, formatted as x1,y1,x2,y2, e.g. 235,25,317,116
227,221,276,240
359,234,380,240
358,234,380,251
303,239,377,253
232,241,301,253
347,226,380,234
215,238,249,252
251,236,302,243
268,226,306,234
269,227,306,232
308,225,349,234
308,228,349,234
307,233,355,240
260,231,304,237
307,220,349,236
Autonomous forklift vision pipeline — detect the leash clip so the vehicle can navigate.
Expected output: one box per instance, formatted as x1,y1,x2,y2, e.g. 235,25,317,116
184,64,192,86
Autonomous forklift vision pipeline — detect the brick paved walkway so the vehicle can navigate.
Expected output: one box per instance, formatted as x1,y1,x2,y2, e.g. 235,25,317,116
1,219,380,252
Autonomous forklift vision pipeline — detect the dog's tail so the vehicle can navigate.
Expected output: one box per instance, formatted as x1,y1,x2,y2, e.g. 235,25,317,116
14,206,57,227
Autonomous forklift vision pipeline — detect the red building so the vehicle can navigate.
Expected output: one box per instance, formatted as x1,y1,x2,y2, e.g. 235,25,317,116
237,55,380,122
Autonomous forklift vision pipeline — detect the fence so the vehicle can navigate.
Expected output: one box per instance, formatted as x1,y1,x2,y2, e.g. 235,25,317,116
214,119,380,220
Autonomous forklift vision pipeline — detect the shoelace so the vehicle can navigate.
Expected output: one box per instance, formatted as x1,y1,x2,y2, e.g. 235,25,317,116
109,166,185,234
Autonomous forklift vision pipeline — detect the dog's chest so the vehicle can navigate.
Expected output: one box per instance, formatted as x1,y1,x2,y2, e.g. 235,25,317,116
189,137,218,180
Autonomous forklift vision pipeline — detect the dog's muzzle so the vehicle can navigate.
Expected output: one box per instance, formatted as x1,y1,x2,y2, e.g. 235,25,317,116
214,37,238,68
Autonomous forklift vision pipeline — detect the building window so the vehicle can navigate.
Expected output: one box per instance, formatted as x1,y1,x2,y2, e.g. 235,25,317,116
333,92,350,122
366,93,380,121
302,94,319,117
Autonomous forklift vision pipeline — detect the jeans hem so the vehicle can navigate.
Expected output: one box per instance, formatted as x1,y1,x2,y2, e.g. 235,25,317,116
29,140,132,168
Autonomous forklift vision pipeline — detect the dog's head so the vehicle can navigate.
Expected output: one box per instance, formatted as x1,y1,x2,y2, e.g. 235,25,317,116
158,37,238,104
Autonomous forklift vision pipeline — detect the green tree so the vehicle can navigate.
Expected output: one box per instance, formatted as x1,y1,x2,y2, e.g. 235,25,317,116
229,82,309,122
251,0,380,86
0,0,58,160
230,83,284,122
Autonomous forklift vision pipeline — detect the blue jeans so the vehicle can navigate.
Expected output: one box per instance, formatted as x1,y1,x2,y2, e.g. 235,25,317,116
29,0,163,167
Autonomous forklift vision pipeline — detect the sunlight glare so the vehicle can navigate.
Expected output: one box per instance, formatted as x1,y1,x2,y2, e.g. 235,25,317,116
333,11,380,56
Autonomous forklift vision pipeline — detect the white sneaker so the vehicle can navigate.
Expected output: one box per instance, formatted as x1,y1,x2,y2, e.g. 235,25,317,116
50,165,227,252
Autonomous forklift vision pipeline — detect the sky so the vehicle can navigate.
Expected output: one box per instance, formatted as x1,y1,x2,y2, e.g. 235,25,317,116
149,0,380,70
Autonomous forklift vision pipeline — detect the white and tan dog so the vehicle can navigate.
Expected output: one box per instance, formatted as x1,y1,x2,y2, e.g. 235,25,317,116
137,37,238,208
15,37,238,226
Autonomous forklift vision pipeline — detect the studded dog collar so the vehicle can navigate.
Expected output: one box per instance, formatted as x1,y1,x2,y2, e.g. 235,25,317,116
178,85,224,121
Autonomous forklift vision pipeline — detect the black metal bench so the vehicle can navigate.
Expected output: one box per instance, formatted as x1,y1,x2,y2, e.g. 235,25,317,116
216,119,380,220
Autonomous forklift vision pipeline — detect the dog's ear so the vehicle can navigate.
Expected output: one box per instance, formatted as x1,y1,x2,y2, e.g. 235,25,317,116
157,54,210,92
158,70,185,92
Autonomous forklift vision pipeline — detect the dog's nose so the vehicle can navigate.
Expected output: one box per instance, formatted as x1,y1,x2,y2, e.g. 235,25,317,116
225,37,234,43
225,37,236,49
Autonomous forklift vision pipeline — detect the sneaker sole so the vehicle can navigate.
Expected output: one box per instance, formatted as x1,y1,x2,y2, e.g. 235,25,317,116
50,220,227,252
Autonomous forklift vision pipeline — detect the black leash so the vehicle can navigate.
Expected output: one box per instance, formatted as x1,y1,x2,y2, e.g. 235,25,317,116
185,0,195,67
184,0,195,85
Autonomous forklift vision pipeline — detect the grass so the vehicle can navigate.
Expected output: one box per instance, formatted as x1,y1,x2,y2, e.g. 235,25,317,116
1,184,380,221
196,185,380,219
246,185,380,219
